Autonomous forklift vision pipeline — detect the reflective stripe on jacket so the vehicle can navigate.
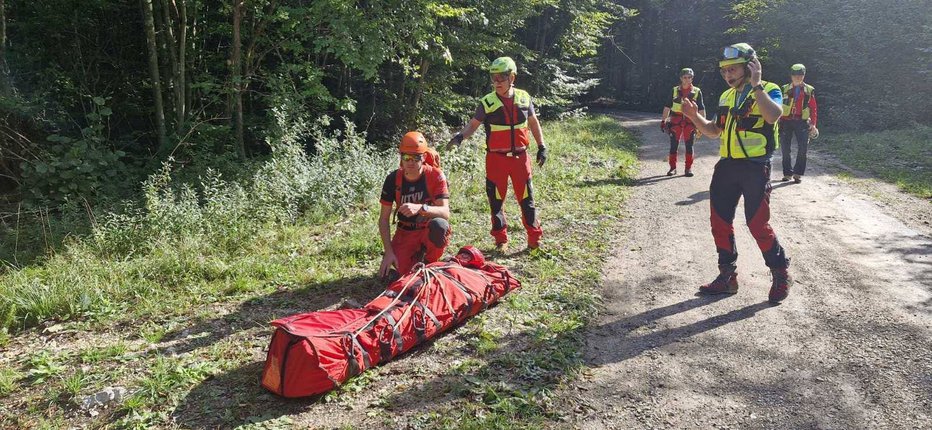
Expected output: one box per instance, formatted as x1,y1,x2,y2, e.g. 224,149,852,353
716,82,780,159
671,86,701,114
481,89,532,152
781,83,815,120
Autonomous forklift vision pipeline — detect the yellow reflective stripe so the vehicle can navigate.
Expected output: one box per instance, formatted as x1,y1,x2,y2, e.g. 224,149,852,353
734,133,768,157
489,122,528,132
672,103,683,113
719,83,776,158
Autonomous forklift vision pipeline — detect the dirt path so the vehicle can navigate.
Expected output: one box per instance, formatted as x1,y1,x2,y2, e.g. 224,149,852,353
564,112,932,429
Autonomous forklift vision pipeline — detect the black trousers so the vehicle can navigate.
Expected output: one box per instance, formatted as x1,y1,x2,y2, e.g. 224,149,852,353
779,119,810,177
709,158,788,269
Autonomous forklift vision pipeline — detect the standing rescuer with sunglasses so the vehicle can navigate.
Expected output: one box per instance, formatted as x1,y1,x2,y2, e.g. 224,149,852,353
378,131,451,278
680,43,794,304
448,56,546,253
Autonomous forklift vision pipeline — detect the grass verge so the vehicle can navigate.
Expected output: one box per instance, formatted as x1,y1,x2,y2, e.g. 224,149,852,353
817,126,932,199
0,115,638,428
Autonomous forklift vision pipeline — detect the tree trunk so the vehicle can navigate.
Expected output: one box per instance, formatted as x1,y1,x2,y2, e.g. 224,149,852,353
177,0,187,131
232,0,245,158
141,0,169,152
411,59,429,111
159,0,185,134
0,0,11,97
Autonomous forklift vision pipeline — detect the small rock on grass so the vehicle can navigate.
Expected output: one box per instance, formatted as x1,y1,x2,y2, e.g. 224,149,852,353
81,386,130,415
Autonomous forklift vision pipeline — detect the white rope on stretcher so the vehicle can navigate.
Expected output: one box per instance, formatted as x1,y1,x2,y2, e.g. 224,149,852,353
352,263,431,337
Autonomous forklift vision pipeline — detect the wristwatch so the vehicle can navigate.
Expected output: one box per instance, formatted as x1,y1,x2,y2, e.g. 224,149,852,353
753,84,765,92
419,203,429,215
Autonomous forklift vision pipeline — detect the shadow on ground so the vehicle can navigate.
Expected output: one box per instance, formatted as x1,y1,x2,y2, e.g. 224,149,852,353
586,300,772,367
170,274,387,428
158,275,386,356
676,190,709,206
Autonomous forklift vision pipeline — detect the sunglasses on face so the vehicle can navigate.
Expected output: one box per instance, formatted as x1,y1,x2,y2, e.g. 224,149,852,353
401,153,424,162
491,73,511,83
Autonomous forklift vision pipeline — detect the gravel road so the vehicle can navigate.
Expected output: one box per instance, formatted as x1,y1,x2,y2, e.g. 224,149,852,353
566,112,932,429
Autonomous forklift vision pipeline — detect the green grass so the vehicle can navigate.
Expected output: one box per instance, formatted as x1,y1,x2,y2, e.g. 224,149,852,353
817,126,932,199
0,367,21,397
0,115,639,428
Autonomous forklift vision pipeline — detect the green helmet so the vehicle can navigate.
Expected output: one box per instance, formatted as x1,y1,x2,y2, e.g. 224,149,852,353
489,57,517,75
790,63,806,75
680,67,695,77
719,43,755,68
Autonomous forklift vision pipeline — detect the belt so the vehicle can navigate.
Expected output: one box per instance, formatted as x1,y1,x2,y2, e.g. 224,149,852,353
397,221,426,231
488,147,528,157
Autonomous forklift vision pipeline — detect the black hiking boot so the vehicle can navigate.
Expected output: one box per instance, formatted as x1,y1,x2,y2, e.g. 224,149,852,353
684,168,694,177
699,264,739,295
768,266,793,303
666,168,676,176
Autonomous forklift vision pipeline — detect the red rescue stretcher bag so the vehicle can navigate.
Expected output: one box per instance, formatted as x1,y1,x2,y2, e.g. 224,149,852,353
260,247,519,398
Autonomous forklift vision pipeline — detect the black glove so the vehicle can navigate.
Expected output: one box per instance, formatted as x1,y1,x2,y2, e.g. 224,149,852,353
447,133,464,148
660,121,667,133
536,146,547,167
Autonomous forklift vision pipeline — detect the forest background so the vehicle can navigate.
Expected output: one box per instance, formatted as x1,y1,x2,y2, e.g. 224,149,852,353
1,0,928,207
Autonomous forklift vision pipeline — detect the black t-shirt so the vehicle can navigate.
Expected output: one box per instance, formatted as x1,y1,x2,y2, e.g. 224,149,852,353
379,170,449,226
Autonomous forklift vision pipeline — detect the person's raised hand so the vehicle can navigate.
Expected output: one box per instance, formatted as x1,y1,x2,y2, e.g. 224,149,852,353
681,98,699,119
748,56,763,87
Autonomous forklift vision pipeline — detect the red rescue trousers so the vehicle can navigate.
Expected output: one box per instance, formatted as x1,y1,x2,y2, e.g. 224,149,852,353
485,151,542,247
669,115,696,170
391,218,451,274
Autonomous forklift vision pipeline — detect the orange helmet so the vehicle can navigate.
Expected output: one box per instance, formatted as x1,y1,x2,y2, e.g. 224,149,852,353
399,131,428,154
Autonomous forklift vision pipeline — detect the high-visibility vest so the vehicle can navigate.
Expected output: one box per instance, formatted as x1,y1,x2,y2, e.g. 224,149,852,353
781,83,815,120
670,85,701,114
716,81,780,159
480,89,532,152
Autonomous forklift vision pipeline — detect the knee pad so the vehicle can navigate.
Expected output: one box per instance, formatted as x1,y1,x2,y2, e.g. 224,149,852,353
519,180,539,227
486,178,503,206
427,218,450,248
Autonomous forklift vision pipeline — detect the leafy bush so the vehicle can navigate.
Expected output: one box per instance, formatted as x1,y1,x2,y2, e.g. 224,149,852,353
0,109,394,332
19,97,128,205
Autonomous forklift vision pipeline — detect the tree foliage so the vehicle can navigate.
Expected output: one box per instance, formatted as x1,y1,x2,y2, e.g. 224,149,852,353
596,0,931,129
0,0,621,203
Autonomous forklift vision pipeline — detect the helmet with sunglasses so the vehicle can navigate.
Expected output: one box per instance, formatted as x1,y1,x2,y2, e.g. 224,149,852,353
790,63,806,75
489,57,517,75
719,43,756,68
400,131,428,154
